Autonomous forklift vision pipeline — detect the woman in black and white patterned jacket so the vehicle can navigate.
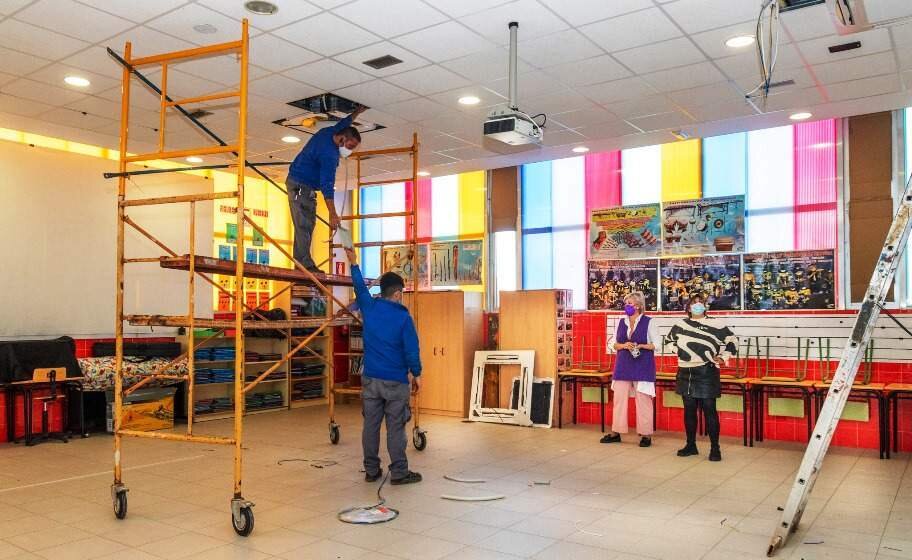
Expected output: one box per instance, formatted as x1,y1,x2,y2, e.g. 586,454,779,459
665,294,738,462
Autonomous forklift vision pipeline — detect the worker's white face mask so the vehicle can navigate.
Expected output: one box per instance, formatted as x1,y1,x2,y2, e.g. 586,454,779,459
339,146,353,158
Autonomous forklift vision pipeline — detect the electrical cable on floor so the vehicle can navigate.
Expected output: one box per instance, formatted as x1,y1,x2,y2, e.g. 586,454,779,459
440,494,505,502
276,458,339,468
443,475,487,483
338,471,399,524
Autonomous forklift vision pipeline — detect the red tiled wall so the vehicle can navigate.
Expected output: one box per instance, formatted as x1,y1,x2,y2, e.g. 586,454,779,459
570,312,908,452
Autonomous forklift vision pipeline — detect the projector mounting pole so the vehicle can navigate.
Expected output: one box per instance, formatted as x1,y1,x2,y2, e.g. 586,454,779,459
508,21,518,111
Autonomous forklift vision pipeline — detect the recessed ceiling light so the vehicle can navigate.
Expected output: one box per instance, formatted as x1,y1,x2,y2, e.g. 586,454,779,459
186,156,203,163
417,170,430,177
281,135,301,143
572,146,590,153
458,95,481,105
725,35,756,48
193,23,218,34
64,75,90,87
789,111,813,121
244,1,278,15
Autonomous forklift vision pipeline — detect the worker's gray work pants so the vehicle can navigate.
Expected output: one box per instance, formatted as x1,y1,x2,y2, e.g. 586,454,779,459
362,375,411,479
286,176,317,269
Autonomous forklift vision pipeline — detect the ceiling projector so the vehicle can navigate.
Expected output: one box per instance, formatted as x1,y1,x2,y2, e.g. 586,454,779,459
483,21,544,147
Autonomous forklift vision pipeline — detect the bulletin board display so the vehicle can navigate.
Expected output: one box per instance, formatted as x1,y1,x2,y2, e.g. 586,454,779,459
659,255,742,312
587,259,659,312
589,203,661,259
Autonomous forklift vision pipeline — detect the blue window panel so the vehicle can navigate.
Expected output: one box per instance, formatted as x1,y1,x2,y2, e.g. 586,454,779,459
521,161,553,230
522,232,553,290
360,186,382,242
361,246,381,280
703,132,747,197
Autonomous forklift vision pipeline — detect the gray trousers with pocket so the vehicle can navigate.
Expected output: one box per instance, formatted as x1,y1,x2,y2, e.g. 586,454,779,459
286,176,317,269
362,375,411,479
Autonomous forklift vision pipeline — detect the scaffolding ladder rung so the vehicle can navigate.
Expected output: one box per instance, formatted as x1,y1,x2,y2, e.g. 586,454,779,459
117,429,236,445
130,40,243,67
165,90,240,107
123,257,162,263
124,144,238,163
331,239,411,249
125,314,352,329
351,145,416,159
121,191,238,207
359,177,413,187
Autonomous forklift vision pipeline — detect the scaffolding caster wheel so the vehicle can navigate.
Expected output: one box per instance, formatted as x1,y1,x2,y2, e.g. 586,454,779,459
767,536,782,557
111,485,128,520
231,499,255,537
329,423,340,445
412,428,427,451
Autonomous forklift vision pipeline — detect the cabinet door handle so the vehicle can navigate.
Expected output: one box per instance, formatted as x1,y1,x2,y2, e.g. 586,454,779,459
433,347,437,356
441,347,445,356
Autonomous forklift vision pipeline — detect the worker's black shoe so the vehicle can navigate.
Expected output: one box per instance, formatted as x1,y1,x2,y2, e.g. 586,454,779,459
639,436,652,448
365,468,382,482
390,471,422,485
677,443,699,457
599,433,621,444
708,446,722,462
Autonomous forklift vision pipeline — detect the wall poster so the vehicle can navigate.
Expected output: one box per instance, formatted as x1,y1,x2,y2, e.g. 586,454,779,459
589,204,662,259
381,244,430,290
587,259,659,311
662,195,745,255
743,250,836,310
430,240,483,286
660,255,741,311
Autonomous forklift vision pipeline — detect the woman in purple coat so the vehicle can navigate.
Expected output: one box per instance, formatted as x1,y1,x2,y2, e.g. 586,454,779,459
600,291,657,447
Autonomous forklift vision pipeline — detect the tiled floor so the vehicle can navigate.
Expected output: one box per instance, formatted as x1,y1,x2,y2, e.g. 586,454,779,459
0,404,909,560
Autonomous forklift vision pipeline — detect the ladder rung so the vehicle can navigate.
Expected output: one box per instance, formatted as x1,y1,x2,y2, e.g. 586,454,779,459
339,211,413,220
124,144,238,163
116,429,235,445
166,90,240,107
121,191,238,207
331,239,411,249
359,177,414,187
130,40,243,67
351,145,416,159
123,257,162,263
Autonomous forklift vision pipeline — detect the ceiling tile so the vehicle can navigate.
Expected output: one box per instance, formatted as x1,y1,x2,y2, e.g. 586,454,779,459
641,62,727,92
65,94,122,118
421,151,462,166
249,74,321,103
250,34,321,72
146,3,253,46
691,21,768,60
668,82,745,110
335,80,419,107
106,26,196,58
421,0,513,19
0,93,54,116
732,66,815,94
15,0,134,42
273,12,380,56
579,8,681,53
393,21,494,63
436,145,498,161
332,42,430,78
333,0,447,37
0,19,90,60
544,55,631,87
580,76,657,104
461,0,570,45
760,86,824,111
796,28,892,65
0,45,52,75
0,0,33,15
418,112,479,136
609,95,676,119
0,72,15,87
441,48,533,83
61,47,127,80
661,0,759,34
863,0,912,21
779,3,837,42
538,0,653,26
197,0,321,31
627,110,694,132
522,90,595,116
385,65,470,96
541,127,585,147
247,94,297,122
713,44,804,79
574,119,641,140
173,54,269,87
825,73,902,102
2,77,86,105
517,29,602,69
550,107,617,129
284,59,372,91
613,38,706,74
486,70,568,101
812,51,897,85
379,97,449,122
428,87,507,114
26,64,119,95
74,0,189,23
37,107,117,131
420,133,474,152
686,101,755,122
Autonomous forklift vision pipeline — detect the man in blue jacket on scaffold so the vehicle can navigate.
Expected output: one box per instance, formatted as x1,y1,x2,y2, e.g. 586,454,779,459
345,247,422,485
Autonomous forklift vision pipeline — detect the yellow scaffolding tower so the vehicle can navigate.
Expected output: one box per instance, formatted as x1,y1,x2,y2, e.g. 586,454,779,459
109,20,424,536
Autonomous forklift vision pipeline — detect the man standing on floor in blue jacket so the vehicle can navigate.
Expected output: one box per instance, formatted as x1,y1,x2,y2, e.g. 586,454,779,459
286,105,366,273
345,247,423,485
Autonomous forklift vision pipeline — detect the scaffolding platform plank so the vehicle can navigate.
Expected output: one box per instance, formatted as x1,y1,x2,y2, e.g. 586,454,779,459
159,255,355,286
126,314,351,329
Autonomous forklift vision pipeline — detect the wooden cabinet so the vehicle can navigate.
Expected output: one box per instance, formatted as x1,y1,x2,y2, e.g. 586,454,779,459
498,289,573,421
404,291,484,417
